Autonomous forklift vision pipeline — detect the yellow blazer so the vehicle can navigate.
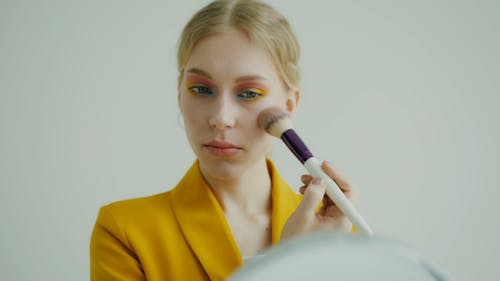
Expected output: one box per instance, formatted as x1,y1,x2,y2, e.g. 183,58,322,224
90,159,302,281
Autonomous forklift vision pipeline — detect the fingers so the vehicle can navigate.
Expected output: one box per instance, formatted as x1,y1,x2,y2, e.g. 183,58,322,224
321,162,357,203
301,174,312,185
300,161,357,202
299,174,312,195
295,178,326,217
301,161,354,192
289,162,357,236
321,161,353,192
299,185,306,194
301,183,336,207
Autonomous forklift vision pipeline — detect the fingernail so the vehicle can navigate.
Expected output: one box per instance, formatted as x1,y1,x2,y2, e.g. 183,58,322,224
312,177,323,185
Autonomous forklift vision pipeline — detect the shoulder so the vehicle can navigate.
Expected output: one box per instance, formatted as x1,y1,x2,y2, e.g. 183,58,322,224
95,191,175,235
103,191,172,212
90,191,179,279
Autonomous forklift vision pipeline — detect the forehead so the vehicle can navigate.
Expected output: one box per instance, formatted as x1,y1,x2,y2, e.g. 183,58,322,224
185,28,280,85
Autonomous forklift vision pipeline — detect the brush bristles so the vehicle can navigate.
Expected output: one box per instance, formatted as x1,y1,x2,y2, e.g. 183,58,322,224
257,107,293,138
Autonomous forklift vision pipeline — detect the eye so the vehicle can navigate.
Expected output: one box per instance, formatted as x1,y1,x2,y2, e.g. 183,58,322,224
236,90,263,100
189,86,214,96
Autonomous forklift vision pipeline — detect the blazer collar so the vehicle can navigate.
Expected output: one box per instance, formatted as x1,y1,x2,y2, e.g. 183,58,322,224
170,159,301,280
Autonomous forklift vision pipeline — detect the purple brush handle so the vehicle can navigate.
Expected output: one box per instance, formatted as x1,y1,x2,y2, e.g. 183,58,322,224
281,129,313,164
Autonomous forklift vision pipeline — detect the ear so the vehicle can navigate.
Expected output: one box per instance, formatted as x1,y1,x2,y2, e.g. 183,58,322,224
286,88,301,114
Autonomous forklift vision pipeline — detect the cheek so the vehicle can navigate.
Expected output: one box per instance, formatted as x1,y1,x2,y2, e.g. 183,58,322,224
259,90,290,112
242,115,273,143
179,96,203,127
258,134,275,156
182,112,204,140
182,108,198,126
179,114,202,148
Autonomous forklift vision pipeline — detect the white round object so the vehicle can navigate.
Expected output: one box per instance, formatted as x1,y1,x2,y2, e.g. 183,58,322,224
229,232,450,281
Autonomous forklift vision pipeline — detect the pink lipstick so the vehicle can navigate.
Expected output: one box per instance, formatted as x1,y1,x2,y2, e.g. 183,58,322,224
203,140,241,157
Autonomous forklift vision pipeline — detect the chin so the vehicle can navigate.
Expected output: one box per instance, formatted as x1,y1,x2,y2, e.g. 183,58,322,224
199,158,246,181
197,152,268,182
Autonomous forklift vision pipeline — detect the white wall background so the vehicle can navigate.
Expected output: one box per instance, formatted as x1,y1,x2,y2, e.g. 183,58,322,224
1,0,499,280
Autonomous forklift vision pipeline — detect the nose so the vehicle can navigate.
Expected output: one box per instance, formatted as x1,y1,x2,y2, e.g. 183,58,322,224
208,95,236,130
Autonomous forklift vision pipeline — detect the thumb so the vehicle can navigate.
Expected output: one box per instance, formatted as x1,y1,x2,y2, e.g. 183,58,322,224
296,177,325,217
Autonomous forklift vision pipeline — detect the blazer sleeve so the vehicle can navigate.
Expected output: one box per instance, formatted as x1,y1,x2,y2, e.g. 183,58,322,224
90,205,146,281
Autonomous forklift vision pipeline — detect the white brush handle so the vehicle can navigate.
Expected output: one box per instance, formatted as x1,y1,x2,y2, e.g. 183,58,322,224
304,157,374,236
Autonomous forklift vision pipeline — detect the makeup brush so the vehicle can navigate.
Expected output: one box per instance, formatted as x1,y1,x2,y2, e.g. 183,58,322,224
258,107,374,236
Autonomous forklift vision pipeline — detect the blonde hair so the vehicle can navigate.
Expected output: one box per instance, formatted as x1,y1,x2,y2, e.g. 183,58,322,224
177,0,301,90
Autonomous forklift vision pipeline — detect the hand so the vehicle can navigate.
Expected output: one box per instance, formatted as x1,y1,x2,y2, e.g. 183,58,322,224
281,161,356,241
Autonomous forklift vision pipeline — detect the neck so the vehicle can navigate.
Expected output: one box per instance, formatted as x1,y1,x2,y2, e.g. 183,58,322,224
201,158,272,216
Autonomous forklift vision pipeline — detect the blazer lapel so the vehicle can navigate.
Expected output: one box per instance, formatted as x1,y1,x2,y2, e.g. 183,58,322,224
267,160,302,244
169,159,302,279
170,161,242,281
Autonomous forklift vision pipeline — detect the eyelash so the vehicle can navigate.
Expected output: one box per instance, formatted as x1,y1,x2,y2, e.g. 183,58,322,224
188,86,214,96
188,86,264,100
236,90,263,100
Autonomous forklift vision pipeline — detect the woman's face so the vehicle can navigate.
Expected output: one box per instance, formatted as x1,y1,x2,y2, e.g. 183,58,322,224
178,28,298,180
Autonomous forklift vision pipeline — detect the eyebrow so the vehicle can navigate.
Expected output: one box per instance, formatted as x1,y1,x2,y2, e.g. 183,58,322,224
186,67,268,83
186,68,213,79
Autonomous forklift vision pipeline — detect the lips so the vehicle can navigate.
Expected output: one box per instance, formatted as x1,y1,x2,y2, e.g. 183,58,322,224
203,140,242,157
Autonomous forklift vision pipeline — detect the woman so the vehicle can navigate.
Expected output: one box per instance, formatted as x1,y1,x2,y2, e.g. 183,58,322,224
90,1,355,280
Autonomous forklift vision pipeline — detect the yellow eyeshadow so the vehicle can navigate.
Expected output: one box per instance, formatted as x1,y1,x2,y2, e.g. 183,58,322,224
185,82,198,88
185,82,205,96
247,88,267,95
